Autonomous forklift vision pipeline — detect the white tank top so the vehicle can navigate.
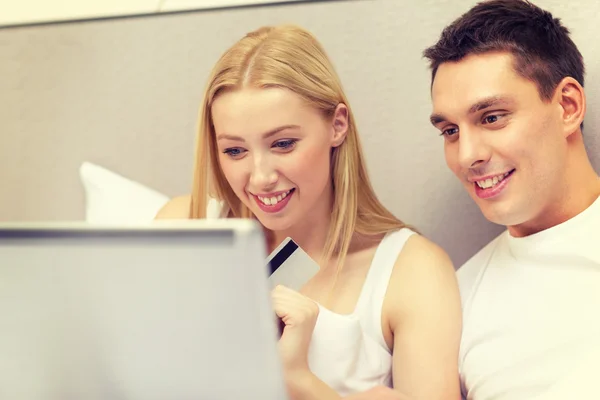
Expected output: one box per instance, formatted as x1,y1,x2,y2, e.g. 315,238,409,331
307,228,415,396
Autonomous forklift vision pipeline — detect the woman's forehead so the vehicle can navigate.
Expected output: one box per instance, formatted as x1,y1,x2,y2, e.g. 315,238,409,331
212,88,319,136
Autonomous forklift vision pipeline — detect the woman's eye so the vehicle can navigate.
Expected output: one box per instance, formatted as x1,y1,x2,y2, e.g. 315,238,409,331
273,139,297,150
223,148,246,159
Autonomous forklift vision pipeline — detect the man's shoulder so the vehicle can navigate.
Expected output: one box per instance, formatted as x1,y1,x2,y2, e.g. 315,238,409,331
456,231,506,306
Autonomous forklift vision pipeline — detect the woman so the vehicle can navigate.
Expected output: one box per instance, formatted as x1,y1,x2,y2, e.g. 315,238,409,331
156,25,461,400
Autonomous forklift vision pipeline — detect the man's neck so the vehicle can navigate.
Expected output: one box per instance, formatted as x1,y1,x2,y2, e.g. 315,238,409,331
509,140,600,237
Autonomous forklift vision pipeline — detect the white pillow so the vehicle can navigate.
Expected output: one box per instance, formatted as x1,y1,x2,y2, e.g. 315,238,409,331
79,162,170,224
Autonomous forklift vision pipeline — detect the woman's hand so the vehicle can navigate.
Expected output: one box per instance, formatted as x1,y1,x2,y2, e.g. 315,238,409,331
271,285,320,374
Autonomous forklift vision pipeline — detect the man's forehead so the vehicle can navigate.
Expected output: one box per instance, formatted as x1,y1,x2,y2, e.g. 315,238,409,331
433,53,514,93
435,51,516,77
430,53,528,117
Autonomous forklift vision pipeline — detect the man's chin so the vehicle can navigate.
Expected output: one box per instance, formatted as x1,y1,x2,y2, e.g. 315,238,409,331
477,202,527,229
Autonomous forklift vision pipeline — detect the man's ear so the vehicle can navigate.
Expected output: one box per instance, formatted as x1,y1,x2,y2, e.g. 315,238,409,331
555,77,586,137
331,103,349,147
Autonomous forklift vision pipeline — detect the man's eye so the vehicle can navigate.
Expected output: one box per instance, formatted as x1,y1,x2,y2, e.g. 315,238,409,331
442,127,458,136
483,115,499,124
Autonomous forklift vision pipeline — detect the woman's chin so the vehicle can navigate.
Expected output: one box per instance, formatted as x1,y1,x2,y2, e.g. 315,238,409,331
255,214,295,234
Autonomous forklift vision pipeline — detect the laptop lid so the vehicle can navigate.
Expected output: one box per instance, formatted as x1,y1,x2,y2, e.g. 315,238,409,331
0,220,288,400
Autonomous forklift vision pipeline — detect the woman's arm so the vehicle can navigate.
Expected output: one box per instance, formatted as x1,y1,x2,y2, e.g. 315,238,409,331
271,286,344,400
385,234,463,400
278,235,462,400
285,370,342,400
154,195,191,219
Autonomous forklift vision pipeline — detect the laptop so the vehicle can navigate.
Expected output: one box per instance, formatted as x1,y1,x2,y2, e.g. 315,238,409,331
0,219,288,400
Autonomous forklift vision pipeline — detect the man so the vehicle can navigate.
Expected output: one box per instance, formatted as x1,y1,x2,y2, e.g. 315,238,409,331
348,0,600,399
425,0,600,398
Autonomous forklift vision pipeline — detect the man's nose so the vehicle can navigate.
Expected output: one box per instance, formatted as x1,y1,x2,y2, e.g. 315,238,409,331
457,127,491,170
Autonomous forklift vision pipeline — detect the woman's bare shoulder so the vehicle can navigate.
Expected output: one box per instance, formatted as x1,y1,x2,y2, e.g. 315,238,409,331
386,232,459,322
154,195,191,219
397,233,454,271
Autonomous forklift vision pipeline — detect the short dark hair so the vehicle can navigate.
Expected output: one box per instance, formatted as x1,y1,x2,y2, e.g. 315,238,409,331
423,0,585,101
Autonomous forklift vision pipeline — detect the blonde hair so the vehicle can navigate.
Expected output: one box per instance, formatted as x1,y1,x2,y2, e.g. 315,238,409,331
190,24,407,269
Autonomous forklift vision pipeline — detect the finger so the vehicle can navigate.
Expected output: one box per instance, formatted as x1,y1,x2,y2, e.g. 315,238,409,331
272,284,305,300
272,298,303,320
272,292,318,313
273,303,308,327
272,295,313,316
271,289,300,307
272,293,313,312
272,284,292,295
271,293,304,312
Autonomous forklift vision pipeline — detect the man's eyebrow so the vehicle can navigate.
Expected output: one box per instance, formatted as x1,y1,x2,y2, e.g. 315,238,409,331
429,96,515,127
216,124,301,141
467,96,515,114
430,113,447,126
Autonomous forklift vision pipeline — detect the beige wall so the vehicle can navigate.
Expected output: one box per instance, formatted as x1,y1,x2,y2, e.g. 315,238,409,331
1,0,598,267
0,0,300,26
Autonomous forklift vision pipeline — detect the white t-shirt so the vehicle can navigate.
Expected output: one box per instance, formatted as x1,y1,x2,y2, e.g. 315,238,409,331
457,195,600,400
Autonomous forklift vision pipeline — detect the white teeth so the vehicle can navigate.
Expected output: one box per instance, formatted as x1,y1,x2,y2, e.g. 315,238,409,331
257,190,292,206
476,172,511,189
